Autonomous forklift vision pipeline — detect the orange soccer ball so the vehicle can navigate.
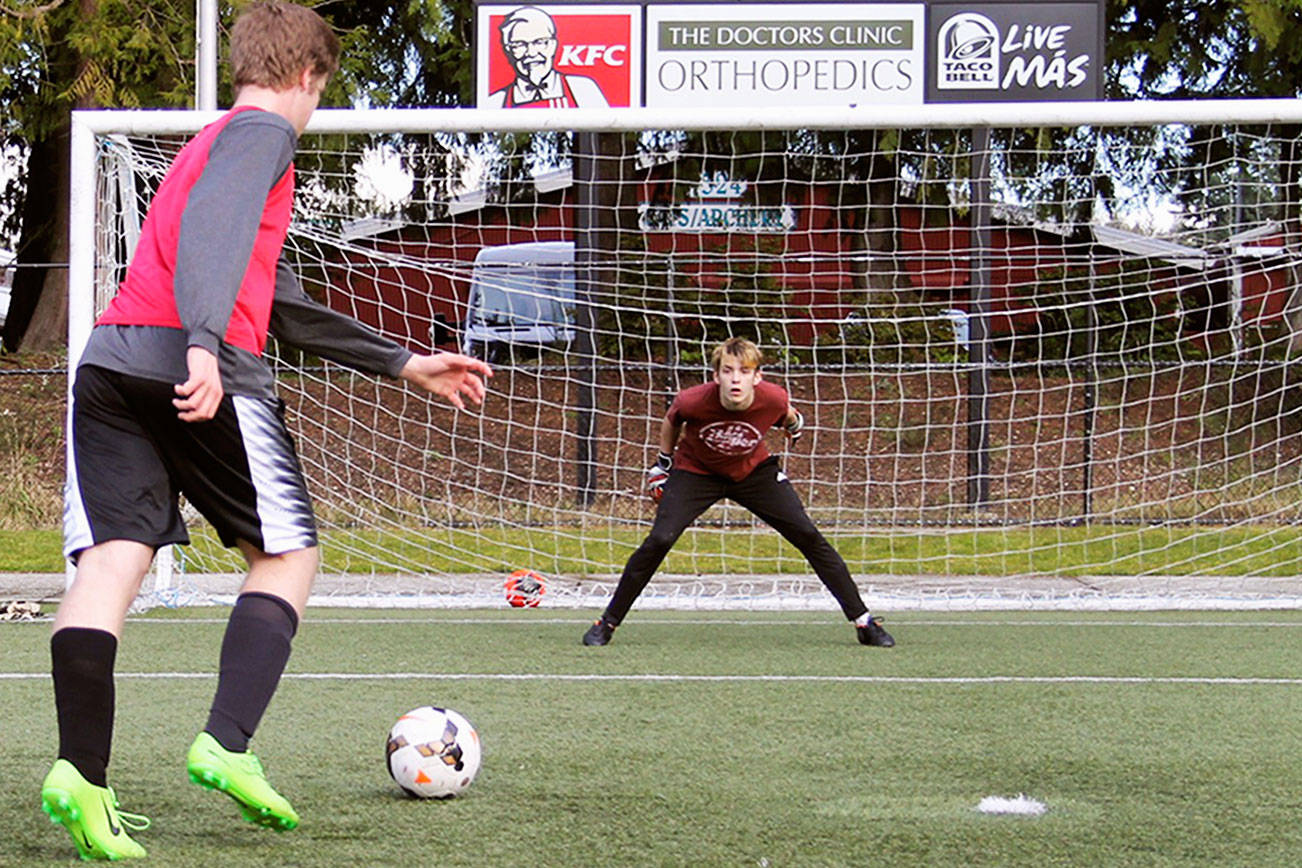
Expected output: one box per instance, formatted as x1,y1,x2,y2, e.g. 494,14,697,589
504,569,546,608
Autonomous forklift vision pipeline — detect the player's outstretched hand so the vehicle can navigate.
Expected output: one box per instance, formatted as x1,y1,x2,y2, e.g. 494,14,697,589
400,353,493,409
174,345,224,422
784,409,805,441
646,451,673,502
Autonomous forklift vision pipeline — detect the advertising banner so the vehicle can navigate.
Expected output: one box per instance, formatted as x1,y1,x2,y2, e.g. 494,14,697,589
476,4,643,108
927,0,1103,102
644,3,924,108
472,2,1101,110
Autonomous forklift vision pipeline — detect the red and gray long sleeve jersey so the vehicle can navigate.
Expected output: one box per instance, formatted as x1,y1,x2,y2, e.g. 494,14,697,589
80,106,412,397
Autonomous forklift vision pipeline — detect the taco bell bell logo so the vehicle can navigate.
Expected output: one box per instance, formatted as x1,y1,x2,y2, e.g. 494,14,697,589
937,12,999,89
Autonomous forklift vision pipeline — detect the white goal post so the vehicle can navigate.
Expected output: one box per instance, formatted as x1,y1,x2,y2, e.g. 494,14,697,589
68,100,1302,610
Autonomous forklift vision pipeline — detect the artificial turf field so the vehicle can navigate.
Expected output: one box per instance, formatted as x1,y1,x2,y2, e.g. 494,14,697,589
2,608,1300,866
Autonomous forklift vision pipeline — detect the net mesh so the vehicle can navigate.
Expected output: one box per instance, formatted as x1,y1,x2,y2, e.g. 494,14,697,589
82,109,1302,610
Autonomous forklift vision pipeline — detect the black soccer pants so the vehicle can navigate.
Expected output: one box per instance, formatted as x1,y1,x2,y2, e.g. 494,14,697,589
603,457,869,624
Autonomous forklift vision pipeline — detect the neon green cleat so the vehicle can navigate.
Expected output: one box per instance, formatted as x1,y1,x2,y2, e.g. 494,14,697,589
186,732,299,831
40,759,149,861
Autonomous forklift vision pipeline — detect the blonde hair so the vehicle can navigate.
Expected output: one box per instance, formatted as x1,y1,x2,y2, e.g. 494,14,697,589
231,2,340,91
710,338,764,371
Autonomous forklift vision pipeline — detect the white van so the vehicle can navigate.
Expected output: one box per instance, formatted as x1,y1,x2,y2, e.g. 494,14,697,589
460,241,575,360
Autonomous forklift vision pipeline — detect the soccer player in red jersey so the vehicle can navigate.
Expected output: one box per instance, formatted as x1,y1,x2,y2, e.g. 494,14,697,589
41,3,491,860
582,338,894,648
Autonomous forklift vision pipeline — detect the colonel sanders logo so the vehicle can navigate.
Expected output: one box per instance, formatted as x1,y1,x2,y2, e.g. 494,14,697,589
486,6,611,108
699,421,762,456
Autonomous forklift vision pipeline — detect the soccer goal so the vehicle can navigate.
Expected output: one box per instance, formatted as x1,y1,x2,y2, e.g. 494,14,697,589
68,101,1302,610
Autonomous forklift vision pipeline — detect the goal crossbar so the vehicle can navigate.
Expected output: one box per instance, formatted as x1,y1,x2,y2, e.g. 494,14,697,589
73,99,1302,136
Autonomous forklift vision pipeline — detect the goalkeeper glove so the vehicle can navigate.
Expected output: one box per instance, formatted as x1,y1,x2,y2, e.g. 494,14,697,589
647,451,673,502
784,409,805,441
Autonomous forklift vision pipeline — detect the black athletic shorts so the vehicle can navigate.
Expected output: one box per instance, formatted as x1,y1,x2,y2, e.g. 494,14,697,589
63,364,318,561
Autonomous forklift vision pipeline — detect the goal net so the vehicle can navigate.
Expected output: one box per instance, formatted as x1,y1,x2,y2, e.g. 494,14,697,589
69,102,1302,610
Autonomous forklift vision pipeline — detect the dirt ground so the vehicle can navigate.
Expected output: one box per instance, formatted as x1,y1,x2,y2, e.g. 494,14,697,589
283,363,1302,527
5,360,1302,535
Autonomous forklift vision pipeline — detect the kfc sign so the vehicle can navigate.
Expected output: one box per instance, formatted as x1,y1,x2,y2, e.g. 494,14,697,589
476,4,642,108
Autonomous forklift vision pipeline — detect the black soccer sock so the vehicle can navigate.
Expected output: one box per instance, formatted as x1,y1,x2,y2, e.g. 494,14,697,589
51,627,118,788
204,592,298,753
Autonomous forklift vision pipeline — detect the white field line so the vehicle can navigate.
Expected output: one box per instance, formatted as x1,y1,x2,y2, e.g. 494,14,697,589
97,616,1302,627
1,672,1300,685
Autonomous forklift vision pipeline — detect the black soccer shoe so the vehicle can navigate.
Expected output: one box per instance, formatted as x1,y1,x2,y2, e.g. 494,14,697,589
856,616,895,647
582,617,615,646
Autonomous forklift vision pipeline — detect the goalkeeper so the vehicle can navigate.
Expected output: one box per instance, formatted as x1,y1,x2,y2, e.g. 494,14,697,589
582,338,894,649
40,3,491,861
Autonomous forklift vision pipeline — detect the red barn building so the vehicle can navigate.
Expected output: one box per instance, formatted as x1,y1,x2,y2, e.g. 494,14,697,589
322,177,1297,354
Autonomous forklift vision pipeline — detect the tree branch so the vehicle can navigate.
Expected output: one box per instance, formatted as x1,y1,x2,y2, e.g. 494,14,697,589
0,0,66,20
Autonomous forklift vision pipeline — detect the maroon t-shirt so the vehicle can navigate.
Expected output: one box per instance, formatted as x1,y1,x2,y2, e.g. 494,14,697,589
668,380,790,482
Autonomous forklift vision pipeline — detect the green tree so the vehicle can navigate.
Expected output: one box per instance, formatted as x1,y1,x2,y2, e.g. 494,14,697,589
1108,0,1302,233
0,0,475,353
328,0,474,108
1108,0,1302,100
1,0,194,352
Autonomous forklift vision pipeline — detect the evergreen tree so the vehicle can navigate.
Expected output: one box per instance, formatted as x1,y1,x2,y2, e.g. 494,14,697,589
0,0,473,352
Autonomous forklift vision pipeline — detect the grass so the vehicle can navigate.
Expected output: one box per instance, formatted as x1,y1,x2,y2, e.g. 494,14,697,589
162,522,1302,579
2,609,1300,866
0,366,64,532
11,522,1302,579
0,530,62,572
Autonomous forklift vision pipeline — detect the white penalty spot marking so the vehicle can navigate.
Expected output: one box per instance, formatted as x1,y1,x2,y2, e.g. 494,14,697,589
977,794,1047,815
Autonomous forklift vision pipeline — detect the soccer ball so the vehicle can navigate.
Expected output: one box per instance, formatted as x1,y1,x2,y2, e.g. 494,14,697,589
504,569,545,608
385,706,482,798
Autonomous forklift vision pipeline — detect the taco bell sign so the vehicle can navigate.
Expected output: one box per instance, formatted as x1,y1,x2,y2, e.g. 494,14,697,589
927,0,1102,102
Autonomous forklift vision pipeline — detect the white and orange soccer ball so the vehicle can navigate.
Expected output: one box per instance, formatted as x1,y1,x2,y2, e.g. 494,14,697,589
385,706,482,798
504,569,545,608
